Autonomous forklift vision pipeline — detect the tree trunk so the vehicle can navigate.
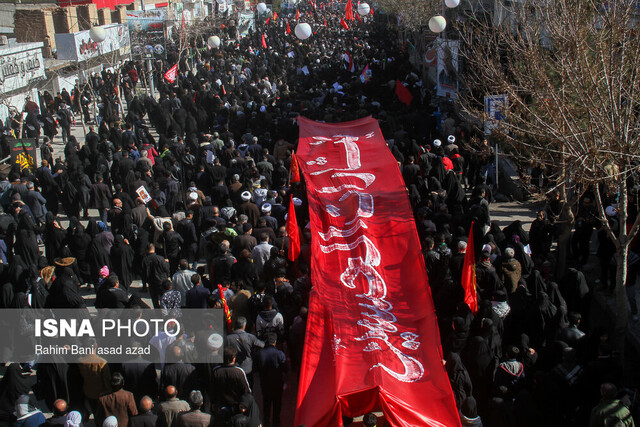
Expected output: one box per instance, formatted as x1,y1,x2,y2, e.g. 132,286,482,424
613,244,629,358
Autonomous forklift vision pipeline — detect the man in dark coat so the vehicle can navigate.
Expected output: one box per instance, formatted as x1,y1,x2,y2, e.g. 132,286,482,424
209,346,251,411
120,344,158,403
227,316,264,387
95,275,129,309
237,191,260,227
129,397,157,427
141,243,170,308
161,347,197,401
255,333,287,427
162,222,183,274
41,399,69,427
91,174,112,223
24,181,47,224
177,211,198,270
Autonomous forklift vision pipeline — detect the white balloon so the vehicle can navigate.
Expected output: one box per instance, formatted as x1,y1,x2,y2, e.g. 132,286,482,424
445,0,460,8
428,15,446,33
295,22,312,40
208,35,221,48
89,26,106,42
357,2,370,16
257,2,267,13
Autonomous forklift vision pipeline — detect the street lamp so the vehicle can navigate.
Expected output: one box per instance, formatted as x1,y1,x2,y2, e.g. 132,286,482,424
208,35,221,48
89,26,107,43
87,25,106,128
357,2,370,16
429,15,446,33
294,23,312,40
428,0,460,33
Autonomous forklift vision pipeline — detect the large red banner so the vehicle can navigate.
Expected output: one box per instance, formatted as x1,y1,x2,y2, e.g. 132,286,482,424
294,116,460,426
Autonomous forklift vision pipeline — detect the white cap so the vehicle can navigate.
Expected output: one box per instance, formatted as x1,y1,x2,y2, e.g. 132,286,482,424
207,333,224,351
189,192,198,201
482,244,492,254
447,135,456,144
606,206,617,217
261,203,272,213
293,197,302,206
433,139,441,147
241,191,252,202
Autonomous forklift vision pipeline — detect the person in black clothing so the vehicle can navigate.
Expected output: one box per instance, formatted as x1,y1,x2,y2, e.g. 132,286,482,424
40,399,69,427
95,274,129,309
210,346,251,412
140,243,170,308
128,397,157,427
162,222,183,275
177,211,198,270
256,333,287,427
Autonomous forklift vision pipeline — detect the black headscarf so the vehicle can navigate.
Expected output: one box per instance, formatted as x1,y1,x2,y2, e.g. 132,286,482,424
43,212,67,264
445,351,473,408
0,364,31,420
110,235,135,290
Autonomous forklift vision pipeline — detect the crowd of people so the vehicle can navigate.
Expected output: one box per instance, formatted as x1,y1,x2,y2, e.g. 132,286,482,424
0,1,637,426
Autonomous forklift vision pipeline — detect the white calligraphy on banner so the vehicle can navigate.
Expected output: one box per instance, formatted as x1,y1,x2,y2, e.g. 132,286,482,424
308,133,424,383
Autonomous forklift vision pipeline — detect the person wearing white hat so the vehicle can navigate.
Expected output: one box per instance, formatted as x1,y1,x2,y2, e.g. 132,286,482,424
207,333,224,353
237,191,261,228
433,139,442,147
261,203,278,231
447,135,456,144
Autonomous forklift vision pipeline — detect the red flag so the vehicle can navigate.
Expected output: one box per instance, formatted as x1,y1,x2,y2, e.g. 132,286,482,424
286,20,291,34
324,19,327,27
221,85,226,96
395,79,413,105
261,33,267,48
345,0,354,20
286,196,300,262
273,11,278,20
266,16,270,25
370,6,374,14
290,152,301,183
355,12,361,21
340,17,349,30
218,284,233,332
296,8,300,19
294,116,459,426
164,64,178,83
462,222,478,314
344,50,354,72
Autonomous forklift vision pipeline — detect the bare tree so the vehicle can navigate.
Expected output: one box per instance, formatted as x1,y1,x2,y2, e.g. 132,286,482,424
459,0,640,354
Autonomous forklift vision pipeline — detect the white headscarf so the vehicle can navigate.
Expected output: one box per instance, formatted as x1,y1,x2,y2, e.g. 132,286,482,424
65,411,82,427
103,416,118,427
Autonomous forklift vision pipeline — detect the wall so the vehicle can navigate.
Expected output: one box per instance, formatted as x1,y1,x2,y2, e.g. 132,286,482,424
14,9,57,53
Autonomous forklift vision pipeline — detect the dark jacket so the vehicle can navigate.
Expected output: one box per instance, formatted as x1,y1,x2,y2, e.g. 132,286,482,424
255,345,287,391
91,182,113,210
226,330,265,375
210,364,251,408
129,411,158,427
